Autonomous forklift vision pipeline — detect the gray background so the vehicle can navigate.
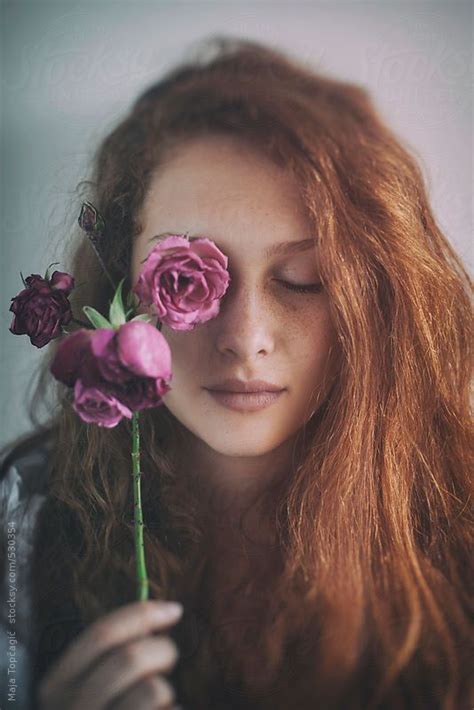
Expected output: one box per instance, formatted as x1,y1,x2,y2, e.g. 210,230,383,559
1,1,472,450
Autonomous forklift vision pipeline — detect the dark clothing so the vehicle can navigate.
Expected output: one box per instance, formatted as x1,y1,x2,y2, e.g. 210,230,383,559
1,438,52,709
0,439,249,710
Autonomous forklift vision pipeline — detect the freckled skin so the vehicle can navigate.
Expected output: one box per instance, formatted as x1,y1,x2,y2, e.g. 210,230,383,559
131,134,339,509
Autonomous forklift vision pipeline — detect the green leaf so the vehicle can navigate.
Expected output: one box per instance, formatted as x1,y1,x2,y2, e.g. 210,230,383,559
83,306,112,329
126,289,136,308
130,313,154,323
108,278,127,328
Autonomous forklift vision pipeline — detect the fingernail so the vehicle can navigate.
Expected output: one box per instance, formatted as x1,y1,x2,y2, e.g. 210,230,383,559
160,601,183,616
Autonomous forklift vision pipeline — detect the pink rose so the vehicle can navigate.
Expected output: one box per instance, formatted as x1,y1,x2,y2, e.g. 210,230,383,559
90,321,172,381
89,322,172,411
73,380,132,428
9,271,74,348
133,235,231,331
50,321,172,425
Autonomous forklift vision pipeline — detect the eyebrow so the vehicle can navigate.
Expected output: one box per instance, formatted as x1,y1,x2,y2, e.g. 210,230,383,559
148,232,316,257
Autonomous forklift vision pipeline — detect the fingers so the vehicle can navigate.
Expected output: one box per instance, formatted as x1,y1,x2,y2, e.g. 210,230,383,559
74,635,179,710
107,674,176,710
39,601,183,703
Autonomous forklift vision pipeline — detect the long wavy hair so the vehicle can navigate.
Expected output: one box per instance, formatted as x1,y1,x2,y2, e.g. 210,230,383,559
2,36,473,710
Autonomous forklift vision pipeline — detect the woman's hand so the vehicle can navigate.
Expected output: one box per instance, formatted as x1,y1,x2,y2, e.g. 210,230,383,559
37,599,184,710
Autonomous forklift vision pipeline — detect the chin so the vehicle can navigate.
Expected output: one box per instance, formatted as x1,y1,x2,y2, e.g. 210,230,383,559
163,400,292,456
207,441,275,458
196,428,287,458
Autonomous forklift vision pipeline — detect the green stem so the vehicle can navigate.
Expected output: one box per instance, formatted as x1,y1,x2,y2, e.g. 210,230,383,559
131,411,149,601
87,237,117,292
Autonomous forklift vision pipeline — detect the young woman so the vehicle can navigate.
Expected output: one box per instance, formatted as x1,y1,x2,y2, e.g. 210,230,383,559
1,36,472,710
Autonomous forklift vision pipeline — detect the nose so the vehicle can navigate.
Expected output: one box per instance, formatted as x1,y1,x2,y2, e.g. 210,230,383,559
213,279,276,361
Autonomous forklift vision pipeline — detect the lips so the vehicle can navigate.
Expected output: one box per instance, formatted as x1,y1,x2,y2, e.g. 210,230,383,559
206,390,284,412
204,378,285,393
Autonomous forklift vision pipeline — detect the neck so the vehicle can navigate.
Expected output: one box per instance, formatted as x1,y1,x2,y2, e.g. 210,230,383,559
165,425,309,571
183,430,301,512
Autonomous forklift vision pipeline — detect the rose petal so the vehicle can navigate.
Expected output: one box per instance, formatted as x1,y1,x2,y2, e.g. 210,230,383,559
116,321,172,379
73,379,132,427
50,271,75,294
50,329,94,386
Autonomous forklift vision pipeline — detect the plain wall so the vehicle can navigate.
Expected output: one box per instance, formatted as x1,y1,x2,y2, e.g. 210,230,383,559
1,0,472,450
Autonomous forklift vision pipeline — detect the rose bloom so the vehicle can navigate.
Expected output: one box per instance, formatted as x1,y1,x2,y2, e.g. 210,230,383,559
50,321,172,425
131,135,340,509
133,234,230,331
89,321,172,411
73,381,133,428
9,271,74,348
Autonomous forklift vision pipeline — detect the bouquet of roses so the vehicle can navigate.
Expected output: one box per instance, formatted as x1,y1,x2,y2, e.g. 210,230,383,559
8,201,231,601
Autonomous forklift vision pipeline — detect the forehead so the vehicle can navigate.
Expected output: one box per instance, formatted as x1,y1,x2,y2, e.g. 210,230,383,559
139,135,314,257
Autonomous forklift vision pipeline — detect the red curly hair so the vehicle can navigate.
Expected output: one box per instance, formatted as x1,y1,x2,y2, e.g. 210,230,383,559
2,35,472,709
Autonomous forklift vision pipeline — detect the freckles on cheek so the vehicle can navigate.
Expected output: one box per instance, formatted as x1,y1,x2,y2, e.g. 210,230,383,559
163,331,203,375
290,311,336,361
282,303,318,334
162,332,187,363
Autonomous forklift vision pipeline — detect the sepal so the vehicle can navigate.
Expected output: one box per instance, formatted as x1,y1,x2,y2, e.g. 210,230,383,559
83,306,112,329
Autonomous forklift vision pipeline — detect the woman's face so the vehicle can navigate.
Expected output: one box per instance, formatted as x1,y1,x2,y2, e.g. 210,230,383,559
131,135,339,459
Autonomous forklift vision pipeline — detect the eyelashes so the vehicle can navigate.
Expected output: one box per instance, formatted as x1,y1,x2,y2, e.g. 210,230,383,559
277,280,323,295
219,278,324,301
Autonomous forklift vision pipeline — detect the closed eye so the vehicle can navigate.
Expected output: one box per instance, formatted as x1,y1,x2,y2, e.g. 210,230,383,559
277,280,323,294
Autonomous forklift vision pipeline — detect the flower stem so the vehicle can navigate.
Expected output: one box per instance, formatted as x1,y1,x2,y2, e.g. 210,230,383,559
87,238,117,292
131,411,149,601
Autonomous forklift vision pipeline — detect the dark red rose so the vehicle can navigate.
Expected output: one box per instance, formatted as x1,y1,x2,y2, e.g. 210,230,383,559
50,329,99,387
108,374,171,412
9,271,74,348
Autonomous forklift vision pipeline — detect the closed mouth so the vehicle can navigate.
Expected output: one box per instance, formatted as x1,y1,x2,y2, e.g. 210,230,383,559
205,388,285,412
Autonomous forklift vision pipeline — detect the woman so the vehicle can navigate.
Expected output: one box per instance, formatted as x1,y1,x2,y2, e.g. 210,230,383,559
1,36,472,710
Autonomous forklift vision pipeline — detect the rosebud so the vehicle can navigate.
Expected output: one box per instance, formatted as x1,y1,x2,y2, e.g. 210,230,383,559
78,201,105,237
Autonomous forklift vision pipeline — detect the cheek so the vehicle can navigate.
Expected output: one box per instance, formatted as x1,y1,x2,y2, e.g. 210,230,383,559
130,245,145,286
161,328,203,381
295,314,338,383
